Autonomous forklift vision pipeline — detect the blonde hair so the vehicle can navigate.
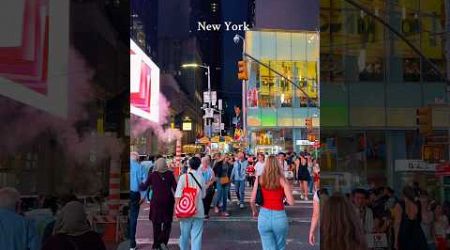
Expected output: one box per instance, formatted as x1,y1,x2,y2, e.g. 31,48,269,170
321,193,368,250
260,155,282,190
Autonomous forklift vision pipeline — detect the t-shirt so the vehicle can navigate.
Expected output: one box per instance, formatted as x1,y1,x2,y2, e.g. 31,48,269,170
198,167,214,184
279,160,289,171
175,170,205,218
255,162,265,176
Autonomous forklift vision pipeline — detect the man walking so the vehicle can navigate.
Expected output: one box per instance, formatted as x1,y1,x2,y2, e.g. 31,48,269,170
129,152,145,250
0,187,40,250
231,152,248,208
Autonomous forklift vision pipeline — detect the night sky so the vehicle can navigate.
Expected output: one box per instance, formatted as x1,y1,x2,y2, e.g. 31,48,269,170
220,0,319,130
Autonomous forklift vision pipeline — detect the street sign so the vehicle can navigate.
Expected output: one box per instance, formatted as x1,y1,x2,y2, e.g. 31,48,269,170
395,160,436,172
203,91,217,104
211,91,217,105
212,123,220,132
203,91,210,103
204,108,214,118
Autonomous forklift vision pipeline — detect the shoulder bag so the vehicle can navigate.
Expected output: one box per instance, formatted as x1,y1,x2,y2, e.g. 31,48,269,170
255,177,263,206
175,174,198,218
219,164,231,185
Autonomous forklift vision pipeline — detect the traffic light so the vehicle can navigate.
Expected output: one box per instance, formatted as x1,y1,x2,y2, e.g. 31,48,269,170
416,106,432,135
305,117,313,131
237,60,248,80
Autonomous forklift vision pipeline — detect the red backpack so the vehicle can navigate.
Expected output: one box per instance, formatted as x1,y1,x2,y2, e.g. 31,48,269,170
175,173,198,218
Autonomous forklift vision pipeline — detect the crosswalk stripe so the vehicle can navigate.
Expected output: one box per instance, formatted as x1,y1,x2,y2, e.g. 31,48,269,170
137,217,311,223
136,238,310,246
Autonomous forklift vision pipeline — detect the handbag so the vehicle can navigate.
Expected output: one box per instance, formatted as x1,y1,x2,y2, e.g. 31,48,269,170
146,187,153,201
255,178,263,206
175,173,198,218
284,170,294,180
219,164,231,185
220,176,230,185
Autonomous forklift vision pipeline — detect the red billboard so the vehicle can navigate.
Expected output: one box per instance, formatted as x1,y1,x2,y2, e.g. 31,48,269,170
0,0,69,117
130,39,160,122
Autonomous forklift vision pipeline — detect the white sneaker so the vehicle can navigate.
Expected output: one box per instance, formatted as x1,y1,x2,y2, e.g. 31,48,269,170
293,190,300,195
240,203,245,209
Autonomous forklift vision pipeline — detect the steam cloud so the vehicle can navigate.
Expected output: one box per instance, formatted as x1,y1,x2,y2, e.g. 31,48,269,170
131,93,182,143
0,47,123,164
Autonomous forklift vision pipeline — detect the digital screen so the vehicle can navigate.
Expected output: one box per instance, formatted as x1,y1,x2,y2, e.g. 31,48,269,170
130,39,160,122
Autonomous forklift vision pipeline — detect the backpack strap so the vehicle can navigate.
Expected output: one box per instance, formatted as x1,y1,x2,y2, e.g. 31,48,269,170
185,173,190,188
189,173,202,190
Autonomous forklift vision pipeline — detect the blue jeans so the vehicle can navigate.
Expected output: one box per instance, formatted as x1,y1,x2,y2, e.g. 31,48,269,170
215,183,230,212
258,207,289,250
308,177,314,194
179,218,204,250
129,191,140,248
234,180,245,204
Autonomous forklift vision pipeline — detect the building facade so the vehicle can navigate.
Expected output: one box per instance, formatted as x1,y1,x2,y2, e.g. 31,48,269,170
244,30,320,154
320,0,450,199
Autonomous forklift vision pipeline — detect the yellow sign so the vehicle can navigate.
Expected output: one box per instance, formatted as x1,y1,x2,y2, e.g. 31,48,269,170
182,122,192,131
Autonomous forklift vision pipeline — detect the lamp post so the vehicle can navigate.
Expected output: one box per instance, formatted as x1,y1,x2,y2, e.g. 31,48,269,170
182,63,212,139
233,34,247,144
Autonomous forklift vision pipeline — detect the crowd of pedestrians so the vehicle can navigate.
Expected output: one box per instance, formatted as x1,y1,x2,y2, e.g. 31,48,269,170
131,149,321,250
0,187,107,250
319,183,450,250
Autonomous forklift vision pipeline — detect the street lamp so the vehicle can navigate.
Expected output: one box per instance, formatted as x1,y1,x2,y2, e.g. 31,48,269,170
233,34,247,143
182,63,212,139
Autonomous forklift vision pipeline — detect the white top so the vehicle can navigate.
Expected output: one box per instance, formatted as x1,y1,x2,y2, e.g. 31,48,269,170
356,206,374,233
255,161,265,176
280,160,289,171
175,170,206,218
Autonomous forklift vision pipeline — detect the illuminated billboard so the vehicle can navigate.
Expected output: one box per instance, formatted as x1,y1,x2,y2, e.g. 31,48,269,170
0,0,69,117
130,39,160,122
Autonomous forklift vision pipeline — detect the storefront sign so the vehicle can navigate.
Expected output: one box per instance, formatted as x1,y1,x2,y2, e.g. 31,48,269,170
296,140,314,146
395,160,436,172
182,122,192,131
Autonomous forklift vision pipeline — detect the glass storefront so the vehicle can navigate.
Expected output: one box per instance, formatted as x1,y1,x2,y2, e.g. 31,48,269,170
320,0,448,190
245,30,320,153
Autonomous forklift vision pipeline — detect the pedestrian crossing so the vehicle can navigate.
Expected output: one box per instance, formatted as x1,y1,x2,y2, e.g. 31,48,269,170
135,237,310,247
227,183,313,204
136,184,311,221
135,183,316,250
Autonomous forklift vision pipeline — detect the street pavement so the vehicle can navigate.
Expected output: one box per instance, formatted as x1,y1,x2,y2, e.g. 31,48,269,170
135,184,319,250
